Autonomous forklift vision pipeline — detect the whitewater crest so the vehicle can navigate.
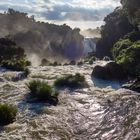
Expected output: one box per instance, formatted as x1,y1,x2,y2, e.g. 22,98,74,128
0,62,140,140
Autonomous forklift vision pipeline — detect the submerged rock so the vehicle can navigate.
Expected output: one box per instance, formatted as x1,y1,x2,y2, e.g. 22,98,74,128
92,62,127,80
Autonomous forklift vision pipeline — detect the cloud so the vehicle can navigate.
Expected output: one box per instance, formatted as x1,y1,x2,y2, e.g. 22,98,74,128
0,0,121,29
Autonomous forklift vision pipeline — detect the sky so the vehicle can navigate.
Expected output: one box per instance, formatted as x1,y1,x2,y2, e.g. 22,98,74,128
0,0,121,30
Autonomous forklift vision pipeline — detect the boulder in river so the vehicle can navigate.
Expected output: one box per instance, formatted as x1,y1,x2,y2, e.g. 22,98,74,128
69,60,76,65
92,62,127,80
103,56,110,61
123,78,140,93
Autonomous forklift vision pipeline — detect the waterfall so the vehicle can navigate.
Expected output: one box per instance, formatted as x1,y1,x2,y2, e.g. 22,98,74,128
83,37,96,56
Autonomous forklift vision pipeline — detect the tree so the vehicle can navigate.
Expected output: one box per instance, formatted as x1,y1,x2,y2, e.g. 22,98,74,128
121,0,140,29
96,8,134,58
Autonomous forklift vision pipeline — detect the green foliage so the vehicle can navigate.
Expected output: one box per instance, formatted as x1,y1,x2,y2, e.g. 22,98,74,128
112,39,132,59
96,0,140,78
113,39,140,76
1,58,30,71
96,8,134,58
124,31,140,42
0,104,17,125
27,80,58,101
121,0,140,27
0,38,30,74
0,38,24,62
0,9,84,60
54,73,88,88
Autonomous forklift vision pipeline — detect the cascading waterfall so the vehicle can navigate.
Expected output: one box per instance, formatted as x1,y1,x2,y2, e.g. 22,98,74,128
83,37,96,56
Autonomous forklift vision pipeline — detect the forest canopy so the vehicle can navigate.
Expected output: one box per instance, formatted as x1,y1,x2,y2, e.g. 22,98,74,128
96,0,140,77
0,9,84,62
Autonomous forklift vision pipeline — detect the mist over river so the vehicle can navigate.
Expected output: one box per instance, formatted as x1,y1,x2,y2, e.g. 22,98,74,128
0,61,140,140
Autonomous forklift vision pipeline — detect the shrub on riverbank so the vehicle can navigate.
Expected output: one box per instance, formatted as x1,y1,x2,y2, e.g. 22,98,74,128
0,104,17,125
54,73,88,88
27,80,58,105
1,58,30,70
0,38,31,75
1,59,30,77
112,39,140,77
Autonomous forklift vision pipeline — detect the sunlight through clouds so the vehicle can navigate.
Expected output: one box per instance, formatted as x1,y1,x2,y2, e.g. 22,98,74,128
0,0,120,29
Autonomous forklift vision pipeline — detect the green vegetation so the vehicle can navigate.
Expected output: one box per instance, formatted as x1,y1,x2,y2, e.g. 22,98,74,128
121,0,140,28
27,80,58,105
1,58,30,71
54,73,88,88
0,104,17,125
96,8,134,58
112,39,132,59
0,9,83,60
27,80,53,99
113,38,140,77
96,0,140,79
0,38,30,76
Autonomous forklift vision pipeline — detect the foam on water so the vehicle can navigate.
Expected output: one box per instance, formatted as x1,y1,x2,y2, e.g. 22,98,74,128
0,62,140,140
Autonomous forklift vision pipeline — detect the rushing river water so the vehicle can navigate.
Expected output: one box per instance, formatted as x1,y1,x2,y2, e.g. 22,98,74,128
0,61,140,140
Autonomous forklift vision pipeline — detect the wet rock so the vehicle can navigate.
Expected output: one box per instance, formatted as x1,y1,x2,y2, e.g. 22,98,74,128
92,62,127,80
103,56,110,61
69,60,76,65
0,77,5,82
123,78,140,93
48,96,59,106
77,61,84,66
11,72,26,82
41,58,50,66
27,96,59,106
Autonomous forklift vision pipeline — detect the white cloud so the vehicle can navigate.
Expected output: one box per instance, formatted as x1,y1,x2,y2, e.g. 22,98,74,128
0,0,121,29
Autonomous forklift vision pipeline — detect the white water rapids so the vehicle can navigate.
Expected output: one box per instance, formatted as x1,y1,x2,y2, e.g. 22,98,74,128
0,61,140,140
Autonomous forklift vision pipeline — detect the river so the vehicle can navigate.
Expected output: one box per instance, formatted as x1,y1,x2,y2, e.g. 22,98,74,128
0,61,140,140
